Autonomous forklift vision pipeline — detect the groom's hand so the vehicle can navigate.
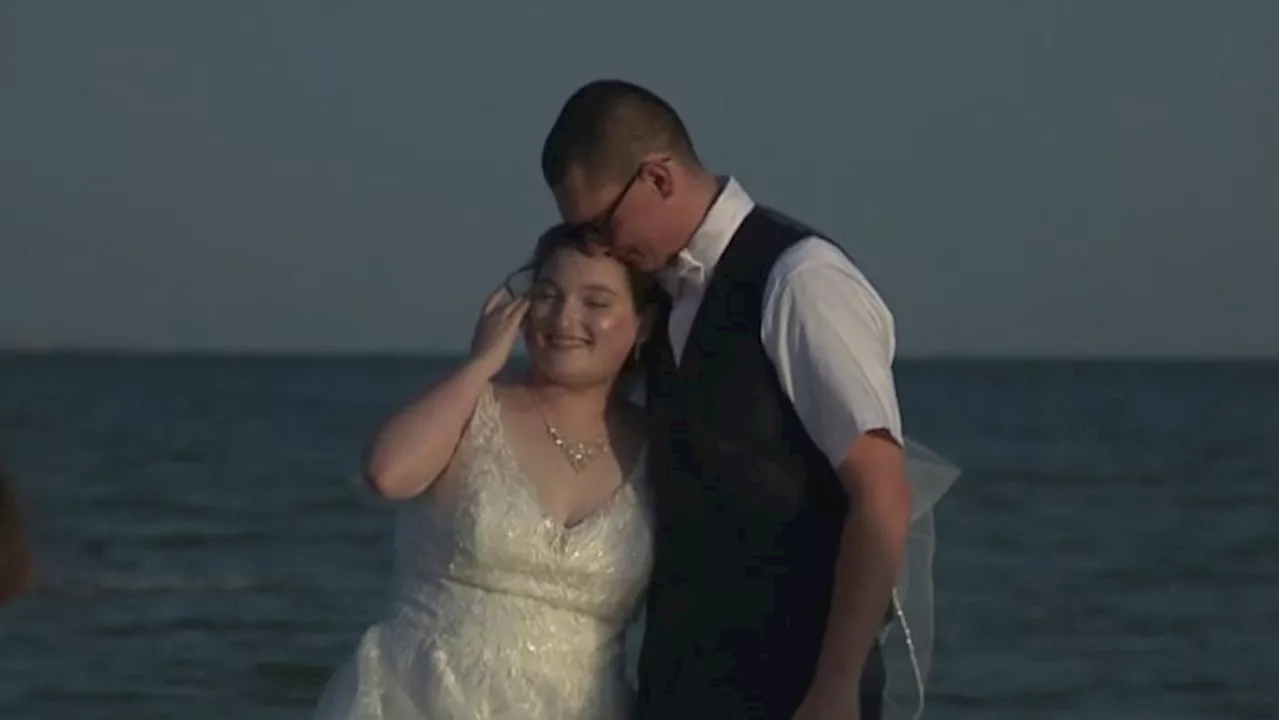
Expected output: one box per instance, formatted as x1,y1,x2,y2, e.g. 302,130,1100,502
792,701,858,720
792,681,861,720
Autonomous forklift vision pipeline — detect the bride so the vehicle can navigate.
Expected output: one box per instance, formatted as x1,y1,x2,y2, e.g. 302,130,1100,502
313,225,657,719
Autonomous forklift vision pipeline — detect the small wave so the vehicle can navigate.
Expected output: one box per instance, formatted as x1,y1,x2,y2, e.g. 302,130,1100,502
33,570,288,595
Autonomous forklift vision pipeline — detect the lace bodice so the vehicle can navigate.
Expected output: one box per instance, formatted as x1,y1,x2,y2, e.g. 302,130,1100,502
393,386,650,622
315,385,653,719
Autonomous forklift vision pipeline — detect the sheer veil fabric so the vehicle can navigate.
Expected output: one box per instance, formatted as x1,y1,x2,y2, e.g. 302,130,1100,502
883,439,961,720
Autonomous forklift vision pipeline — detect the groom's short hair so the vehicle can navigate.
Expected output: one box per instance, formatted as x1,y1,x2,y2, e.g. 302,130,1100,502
541,79,697,188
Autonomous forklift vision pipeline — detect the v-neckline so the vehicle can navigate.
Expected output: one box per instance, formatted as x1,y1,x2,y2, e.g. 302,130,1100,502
487,387,642,534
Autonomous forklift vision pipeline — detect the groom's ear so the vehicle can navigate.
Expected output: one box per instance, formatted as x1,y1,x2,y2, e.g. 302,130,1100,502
643,158,677,201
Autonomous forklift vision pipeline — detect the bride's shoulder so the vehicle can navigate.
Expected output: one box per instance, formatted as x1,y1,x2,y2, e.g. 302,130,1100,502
488,380,532,415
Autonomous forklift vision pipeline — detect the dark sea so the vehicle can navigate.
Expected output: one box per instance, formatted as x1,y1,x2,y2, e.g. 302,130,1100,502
0,354,1274,719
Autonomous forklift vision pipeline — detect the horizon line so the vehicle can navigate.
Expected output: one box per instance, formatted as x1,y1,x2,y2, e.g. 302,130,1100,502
0,346,1273,363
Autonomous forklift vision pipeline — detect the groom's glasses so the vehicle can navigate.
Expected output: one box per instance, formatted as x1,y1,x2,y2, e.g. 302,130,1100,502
504,162,652,296
565,165,646,246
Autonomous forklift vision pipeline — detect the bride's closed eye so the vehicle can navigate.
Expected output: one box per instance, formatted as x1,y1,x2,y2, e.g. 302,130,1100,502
583,294,615,310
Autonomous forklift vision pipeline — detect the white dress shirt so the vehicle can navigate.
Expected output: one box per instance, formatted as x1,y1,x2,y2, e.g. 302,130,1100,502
658,177,903,467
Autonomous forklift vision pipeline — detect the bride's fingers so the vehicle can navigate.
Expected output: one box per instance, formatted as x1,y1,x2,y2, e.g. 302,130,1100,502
500,296,530,319
482,287,512,315
499,301,530,334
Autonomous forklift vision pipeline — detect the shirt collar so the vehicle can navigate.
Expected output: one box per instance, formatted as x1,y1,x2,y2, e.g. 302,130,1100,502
659,176,755,297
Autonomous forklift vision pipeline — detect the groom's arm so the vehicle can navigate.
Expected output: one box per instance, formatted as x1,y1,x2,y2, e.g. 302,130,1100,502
760,238,913,714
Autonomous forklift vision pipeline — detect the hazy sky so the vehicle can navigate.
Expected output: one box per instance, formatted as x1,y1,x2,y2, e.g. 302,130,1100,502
1,2,1273,357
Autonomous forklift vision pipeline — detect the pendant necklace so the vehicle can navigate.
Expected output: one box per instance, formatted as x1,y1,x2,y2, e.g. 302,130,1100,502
526,388,610,473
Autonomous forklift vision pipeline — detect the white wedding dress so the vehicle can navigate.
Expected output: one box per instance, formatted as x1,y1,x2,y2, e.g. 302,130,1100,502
314,386,653,719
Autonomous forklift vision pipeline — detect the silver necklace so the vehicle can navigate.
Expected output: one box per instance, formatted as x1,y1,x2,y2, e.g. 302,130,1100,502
526,388,609,473
546,425,609,473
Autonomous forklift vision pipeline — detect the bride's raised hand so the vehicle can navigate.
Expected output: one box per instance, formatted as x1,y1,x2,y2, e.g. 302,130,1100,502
467,286,530,379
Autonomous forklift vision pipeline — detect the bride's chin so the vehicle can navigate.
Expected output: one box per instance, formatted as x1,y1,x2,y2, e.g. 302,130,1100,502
529,354,614,390
530,345,586,365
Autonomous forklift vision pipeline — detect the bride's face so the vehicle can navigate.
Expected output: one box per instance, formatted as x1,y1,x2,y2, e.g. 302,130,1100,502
523,247,640,389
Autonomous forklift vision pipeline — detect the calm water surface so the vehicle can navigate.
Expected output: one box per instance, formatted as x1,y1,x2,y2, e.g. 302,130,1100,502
0,355,1274,719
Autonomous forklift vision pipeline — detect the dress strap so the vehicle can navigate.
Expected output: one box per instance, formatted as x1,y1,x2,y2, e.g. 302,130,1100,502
464,382,502,450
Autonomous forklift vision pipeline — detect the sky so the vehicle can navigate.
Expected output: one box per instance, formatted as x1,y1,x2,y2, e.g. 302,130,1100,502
1,1,1273,358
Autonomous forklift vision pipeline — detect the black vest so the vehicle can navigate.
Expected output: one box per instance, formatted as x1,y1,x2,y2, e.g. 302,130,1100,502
635,207,885,719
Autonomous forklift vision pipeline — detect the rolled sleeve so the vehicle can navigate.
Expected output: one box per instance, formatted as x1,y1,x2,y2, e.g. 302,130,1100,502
761,238,903,467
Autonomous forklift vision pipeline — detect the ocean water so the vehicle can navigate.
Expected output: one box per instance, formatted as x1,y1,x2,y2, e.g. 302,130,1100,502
0,354,1273,719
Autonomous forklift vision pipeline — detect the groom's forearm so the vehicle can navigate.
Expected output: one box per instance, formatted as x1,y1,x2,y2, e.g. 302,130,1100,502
805,431,912,707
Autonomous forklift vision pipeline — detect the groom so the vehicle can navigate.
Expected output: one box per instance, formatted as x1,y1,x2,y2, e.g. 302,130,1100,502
541,80,913,720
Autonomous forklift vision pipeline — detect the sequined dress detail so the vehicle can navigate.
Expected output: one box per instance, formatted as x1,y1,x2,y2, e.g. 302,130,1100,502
313,387,652,719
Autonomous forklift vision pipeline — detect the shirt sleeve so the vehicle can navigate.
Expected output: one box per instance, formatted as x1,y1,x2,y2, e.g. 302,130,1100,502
760,238,903,467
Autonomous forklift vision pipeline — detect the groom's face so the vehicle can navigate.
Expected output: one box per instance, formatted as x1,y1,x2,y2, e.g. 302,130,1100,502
553,162,670,272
